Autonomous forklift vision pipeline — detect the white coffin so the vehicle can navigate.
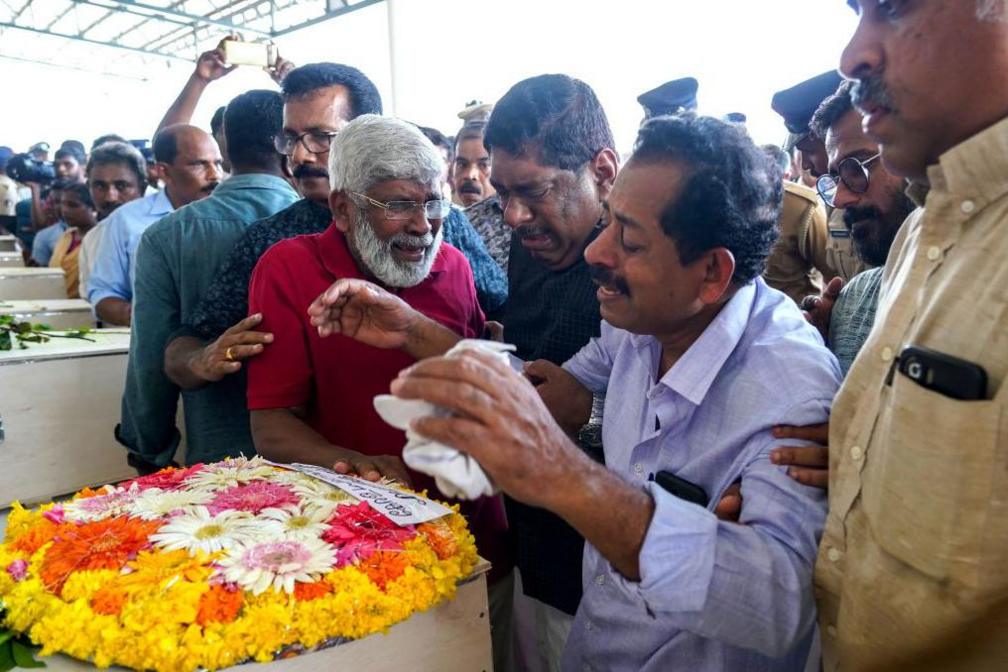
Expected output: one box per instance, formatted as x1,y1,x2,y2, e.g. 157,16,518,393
0,251,23,268
0,267,66,300
6,556,493,672
0,299,96,330
0,234,17,252
0,329,135,504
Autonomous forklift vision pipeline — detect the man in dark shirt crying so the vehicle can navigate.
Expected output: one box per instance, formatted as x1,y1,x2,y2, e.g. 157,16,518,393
485,73,618,669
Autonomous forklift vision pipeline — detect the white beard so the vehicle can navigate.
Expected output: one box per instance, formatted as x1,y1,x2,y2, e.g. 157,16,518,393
347,210,443,288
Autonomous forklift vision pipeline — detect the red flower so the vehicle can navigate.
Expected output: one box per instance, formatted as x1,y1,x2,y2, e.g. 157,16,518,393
120,464,207,492
322,502,416,567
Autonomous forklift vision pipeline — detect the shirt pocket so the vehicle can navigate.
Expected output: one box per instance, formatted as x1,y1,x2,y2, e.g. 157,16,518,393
861,371,1002,587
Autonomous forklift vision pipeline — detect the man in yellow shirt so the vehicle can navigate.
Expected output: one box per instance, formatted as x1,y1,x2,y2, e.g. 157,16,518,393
49,183,98,298
816,1,1008,670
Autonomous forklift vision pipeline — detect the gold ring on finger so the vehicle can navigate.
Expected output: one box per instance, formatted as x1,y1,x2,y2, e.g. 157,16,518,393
225,346,236,362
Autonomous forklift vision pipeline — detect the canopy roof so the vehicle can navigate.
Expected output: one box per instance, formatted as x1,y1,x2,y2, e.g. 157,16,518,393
0,0,380,79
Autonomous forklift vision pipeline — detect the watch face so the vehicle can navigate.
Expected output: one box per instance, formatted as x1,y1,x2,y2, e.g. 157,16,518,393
578,424,604,450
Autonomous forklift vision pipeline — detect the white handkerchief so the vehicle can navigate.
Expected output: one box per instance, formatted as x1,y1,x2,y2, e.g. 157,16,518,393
373,339,519,500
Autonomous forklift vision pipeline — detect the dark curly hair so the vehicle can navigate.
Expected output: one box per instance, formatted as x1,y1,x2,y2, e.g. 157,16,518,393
281,62,383,118
62,181,95,209
484,74,615,171
631,114,782,284
810,80,855,141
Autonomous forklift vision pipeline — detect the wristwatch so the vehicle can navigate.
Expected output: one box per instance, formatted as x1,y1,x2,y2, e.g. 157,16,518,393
577,393,606,462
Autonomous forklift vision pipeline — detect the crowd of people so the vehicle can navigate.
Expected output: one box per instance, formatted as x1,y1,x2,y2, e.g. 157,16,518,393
1,1,1006,670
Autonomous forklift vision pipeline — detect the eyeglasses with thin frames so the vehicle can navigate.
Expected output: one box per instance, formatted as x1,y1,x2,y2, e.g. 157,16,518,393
816,152,882,207
350,192,452,221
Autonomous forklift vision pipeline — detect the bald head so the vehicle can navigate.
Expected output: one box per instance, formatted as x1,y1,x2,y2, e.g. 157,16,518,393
153,124,224,208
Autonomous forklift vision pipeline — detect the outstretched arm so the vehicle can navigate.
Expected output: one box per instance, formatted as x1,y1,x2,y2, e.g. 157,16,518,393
155,43,236,136
307,278,462,359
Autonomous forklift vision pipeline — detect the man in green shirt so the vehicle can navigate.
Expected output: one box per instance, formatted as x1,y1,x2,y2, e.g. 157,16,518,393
117,89,299,471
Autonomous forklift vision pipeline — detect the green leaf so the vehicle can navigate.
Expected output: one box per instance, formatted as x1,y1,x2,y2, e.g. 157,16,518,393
0,631,12,646
0,641,15,672
10,640,44,668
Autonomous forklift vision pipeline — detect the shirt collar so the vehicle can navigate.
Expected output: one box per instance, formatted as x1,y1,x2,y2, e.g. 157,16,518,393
317,223,449,284
924,114,1008,208
643,278,758,406
214,173,298,196
146,189,174,217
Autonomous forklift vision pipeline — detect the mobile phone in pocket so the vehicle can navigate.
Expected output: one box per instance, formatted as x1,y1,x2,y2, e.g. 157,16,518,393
897,346,988,401
651,471,710,507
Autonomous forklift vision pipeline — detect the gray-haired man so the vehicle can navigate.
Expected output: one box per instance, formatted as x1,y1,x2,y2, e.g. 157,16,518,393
243,114,512,668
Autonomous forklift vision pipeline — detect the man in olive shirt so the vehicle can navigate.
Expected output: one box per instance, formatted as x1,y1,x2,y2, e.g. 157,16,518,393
118,90,298,470
817,2,1008,670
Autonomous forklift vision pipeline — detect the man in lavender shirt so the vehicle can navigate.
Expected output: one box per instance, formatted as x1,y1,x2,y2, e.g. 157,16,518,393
308,115,840,669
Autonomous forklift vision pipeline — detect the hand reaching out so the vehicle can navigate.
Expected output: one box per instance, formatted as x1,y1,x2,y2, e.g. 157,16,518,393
770,422,830,489
800,276,844,341
307,278,421,349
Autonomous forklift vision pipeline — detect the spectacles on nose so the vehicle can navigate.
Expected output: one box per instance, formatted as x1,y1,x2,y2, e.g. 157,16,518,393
816,152,881,207
351,192,451,221
272,130,339,156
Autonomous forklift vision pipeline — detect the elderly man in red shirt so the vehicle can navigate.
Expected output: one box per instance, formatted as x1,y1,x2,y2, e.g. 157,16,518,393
244,113,512,664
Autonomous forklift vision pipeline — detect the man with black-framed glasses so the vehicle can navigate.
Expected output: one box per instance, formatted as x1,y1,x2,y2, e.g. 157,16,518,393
768,82,917,498
163,62,383,390
805,81,915,375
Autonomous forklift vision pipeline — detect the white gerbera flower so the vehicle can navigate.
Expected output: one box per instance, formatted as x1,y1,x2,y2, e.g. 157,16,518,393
63,484,142,522
150,506,258,555
255,505,332,541
217,537,336,594
126,487,214,521
184,456,276,493
266,467,315,488
291,478,358,519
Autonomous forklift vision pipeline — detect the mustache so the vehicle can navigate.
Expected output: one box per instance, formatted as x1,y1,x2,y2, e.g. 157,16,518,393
851,75,898,114
459,180,482,194
390,231,435,248
201,181,219,194
588,264,630,295
292,164,329,180
843,206,882,234
515,225,549,240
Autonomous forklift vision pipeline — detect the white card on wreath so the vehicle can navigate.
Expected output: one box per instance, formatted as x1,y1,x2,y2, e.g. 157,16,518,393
265,461,453,525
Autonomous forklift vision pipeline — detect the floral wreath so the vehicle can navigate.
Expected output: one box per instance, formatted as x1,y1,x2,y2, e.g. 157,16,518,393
0,457,478,672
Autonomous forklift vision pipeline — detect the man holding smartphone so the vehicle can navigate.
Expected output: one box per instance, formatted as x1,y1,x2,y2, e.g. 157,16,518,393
813,2,1008,670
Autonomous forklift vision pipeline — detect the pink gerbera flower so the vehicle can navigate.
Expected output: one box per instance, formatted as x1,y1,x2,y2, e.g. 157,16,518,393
322,502,416,567
208,481,300,515
43,506,65,524
120,464,207,492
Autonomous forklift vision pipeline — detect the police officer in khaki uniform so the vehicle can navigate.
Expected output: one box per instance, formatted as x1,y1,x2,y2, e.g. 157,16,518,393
768,71,864,303
771,179,834,303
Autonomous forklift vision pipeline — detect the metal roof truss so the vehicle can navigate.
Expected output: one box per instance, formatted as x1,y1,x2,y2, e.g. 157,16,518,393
0,0,381,78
